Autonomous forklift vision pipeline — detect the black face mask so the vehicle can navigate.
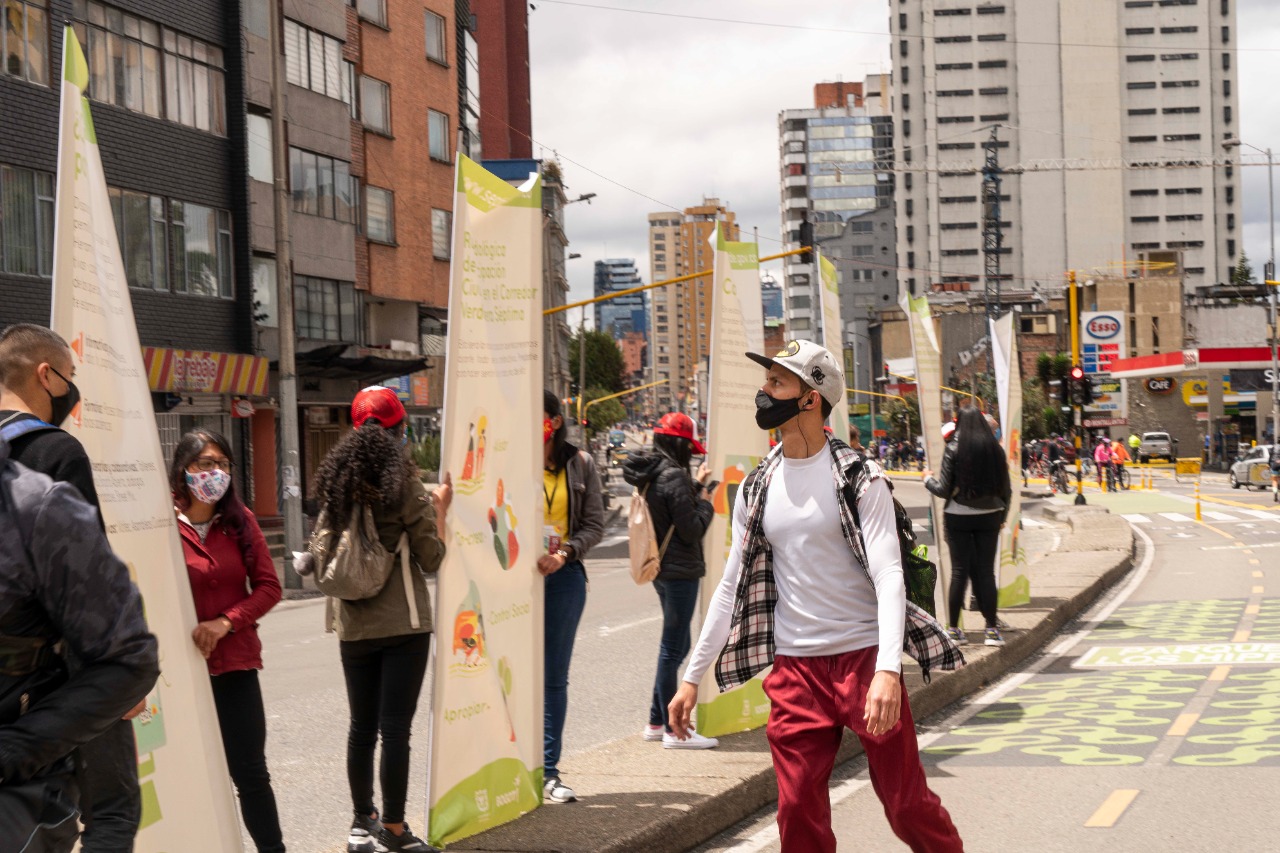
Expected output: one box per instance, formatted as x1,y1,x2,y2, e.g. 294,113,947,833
755,390,812,431
46,367,80,428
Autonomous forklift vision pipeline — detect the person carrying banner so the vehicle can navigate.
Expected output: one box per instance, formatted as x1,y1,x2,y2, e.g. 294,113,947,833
621,412,718,750
0,323,147,851
171,429,286,853
0,434,159,853
668,340,964,853
306,386,451,853
923,407,1013,648
539,391,606,803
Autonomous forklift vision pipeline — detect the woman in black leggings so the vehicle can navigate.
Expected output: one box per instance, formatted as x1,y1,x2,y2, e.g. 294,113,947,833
304,387,451,853
923,406,1012,648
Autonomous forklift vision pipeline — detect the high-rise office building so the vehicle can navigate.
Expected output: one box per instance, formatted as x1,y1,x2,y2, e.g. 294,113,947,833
779,76,895,343
594,258,646,339
647,199,738,412
891,0,1240,294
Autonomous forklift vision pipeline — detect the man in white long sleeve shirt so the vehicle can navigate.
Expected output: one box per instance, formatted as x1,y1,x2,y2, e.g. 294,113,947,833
668,340,963,853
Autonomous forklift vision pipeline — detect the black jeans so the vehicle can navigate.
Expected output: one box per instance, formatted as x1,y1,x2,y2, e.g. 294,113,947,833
78,718,142,851
339,632,430,824
649,577,700,731
943,511,1003,630
210,669,285,853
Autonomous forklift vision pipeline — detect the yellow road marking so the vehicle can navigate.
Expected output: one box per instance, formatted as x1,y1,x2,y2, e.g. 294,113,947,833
1233,629,1252,643
1243,549,1255,555
1254,570,1265,577
1197,521,1236,540
1235,541,1248,548
1246,603,1262,615
1086,789,1140,828
1167,713,1199,737
1198,494,1280,510
1253,586,1266,594
1209,665,1232,682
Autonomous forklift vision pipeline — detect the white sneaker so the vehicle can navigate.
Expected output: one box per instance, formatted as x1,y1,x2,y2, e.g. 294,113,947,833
663,730,719,750
642,724,665,742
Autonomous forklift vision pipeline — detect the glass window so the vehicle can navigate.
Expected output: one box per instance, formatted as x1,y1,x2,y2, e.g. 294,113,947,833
289,147,356,224
294,277,358,342
283,19,304,86
251,256,277,327
1,164,36,275
365,186,394,243
283,18,345,101
361,76,390,133
431,208,451,259
428,109,449,161
3,0,49,85
343,60,356,117
108,187,167,290
425,10,446,62
357,0,386,26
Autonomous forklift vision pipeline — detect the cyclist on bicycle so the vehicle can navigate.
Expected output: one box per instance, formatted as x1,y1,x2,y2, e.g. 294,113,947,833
1270,441,1280,503
1110,438,1130,490
1093,436,1113,491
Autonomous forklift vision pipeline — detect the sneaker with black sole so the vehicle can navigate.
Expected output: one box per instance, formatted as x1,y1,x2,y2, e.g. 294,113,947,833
544,775,577,803
377,823,438,852
984,627,1006,647
642,724,664,742
348,811,386,853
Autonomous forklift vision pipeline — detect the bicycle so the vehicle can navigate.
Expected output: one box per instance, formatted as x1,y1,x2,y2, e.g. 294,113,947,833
1114,464,1131,491
1049,461,1071,494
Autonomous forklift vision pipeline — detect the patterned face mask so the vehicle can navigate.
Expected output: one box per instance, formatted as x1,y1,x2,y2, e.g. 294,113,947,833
186,468,231,505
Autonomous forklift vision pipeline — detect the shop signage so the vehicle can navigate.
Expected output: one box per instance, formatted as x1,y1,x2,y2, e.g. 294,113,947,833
1144,377,1176,395
143,347,269,396
1084,417,1129,428
230,398,255,418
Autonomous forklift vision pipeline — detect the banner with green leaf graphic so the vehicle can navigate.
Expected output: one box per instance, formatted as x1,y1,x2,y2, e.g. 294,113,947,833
696,225,771,737
990,312,1030,607
817,251,850,445
429,156,544,847
49,27,242,850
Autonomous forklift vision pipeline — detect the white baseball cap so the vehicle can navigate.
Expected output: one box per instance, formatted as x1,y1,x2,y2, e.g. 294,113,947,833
746,339,845,407
941,421,956,441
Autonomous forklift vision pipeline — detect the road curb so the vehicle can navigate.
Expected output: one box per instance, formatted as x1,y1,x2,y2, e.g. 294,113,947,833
451,506,1136,853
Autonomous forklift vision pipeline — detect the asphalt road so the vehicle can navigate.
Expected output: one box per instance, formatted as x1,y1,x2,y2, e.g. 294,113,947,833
244,444,949,851
697,475,1280,852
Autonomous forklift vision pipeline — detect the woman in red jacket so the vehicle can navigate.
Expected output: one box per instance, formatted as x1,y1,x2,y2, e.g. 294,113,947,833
171,429,286,852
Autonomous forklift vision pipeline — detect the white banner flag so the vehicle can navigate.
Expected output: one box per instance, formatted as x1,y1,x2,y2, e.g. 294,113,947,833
48,27,241,849
429,155,544,847
818,252,850,444
696,225,771,736
990,313,1030,607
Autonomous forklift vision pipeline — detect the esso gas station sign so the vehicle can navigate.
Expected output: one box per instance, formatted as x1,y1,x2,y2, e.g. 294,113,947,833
1085,315,1122,340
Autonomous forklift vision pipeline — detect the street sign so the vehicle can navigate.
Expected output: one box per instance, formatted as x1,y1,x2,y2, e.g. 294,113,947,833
1083,416,1128,428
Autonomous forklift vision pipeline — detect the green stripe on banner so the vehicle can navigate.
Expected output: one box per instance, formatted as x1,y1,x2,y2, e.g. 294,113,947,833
62,25,89,89
429,758,542,847
457,154,542,211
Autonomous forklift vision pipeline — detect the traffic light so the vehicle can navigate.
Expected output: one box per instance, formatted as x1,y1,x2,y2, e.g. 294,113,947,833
798,218,814,265
1081,374,1095,406
1069,365,1085,406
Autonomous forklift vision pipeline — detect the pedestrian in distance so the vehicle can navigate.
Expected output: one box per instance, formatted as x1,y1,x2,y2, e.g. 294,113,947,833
539,391,606,803
302,386,450,853
0,434,159,853
923,406,1013,648
621,412,718,750
669,340,965,853
1269,441,1280,503
171,429,287,853
0,323,146,850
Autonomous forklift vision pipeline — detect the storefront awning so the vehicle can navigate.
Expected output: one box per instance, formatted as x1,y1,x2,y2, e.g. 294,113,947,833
283,344,430,383
143,347,269,395
1109,347,1274,379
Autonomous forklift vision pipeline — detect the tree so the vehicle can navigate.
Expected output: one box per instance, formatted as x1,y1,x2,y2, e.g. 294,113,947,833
1232,251,1256,286
1021,379,1049,439
568,329,625,395
881,393,921,441
581,386,625,435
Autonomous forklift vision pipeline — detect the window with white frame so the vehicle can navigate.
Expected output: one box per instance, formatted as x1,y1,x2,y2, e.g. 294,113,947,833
289,147,357,223
356,0,386,26
360,76,390,133
428,109,449,161
283,19,349,106
107,188,167,291
247,113,273,183
0,164,55,277
431,209,451,259
170,201,232,298
365,187,395,243
5,0,49,85
425,10,446,63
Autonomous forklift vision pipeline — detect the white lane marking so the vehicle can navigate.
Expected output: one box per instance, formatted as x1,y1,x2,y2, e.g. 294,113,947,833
1240,509,1280,520
1122,514,1151,523
1021,517,1047,528
598,534,629,548
1159,512,1195,523
1203,511,1239,522
598,615,662,637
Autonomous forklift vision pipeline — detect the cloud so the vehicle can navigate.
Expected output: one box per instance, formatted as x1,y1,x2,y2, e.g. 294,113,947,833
530,0,1280,299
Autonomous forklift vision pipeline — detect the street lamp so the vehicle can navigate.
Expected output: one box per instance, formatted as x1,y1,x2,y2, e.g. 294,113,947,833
1223,138,1278,444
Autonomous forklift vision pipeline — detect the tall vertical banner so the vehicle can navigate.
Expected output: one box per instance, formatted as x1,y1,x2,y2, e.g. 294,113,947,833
430,155,544,847
48,28,241,849
989,313,1030,607
697,225,771,736
902,294,954,619
818,252,851,445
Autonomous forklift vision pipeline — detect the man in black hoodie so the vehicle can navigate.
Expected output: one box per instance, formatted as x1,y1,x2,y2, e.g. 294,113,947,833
622,412,717,748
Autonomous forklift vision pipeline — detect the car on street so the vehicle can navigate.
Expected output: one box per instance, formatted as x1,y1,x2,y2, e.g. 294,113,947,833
1137,431,1175,463
609,429,626,449
1229,444,1273,490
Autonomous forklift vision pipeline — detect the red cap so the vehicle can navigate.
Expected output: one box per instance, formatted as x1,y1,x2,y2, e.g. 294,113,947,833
351,385,405,429
653,412,706,455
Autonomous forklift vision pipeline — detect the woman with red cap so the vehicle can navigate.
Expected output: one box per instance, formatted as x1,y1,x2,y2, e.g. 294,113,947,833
621,412,718,750
304,386,452,853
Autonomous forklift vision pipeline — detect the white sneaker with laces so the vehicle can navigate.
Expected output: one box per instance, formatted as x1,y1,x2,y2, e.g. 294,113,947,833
642,724,665,742
543,776,577,803
663,730,719,750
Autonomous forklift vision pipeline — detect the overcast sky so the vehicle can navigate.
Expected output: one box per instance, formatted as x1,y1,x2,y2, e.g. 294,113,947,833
525,0,1280,309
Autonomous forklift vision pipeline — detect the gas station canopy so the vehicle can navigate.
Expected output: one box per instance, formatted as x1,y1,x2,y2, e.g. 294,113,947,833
1108,347,1274,379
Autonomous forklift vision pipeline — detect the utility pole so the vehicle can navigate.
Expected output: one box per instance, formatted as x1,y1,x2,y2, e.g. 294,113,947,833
268,0,302,587
982,125,1004,387
1069,270,1086,505
577,307,587,445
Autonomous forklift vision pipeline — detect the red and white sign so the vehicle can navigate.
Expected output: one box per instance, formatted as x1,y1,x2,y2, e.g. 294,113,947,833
1084,416,1129,428
230,398,255,418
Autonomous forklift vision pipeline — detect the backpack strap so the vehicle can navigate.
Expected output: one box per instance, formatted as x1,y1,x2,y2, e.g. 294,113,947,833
0,415,57,444
641,482,678,560
399,532,419,630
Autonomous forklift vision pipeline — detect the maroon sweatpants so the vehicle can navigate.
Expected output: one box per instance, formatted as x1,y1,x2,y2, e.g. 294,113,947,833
763,649,964,852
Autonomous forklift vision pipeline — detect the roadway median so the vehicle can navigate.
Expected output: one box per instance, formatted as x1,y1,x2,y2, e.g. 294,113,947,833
446,503,1136,853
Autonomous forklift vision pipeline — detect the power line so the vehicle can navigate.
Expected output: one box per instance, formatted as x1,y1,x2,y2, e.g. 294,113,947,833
535,0,1280,53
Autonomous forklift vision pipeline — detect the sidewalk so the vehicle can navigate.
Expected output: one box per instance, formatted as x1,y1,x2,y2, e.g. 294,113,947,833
447,504,1135,853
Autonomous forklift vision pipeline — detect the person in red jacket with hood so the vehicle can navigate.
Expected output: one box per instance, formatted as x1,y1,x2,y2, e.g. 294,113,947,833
171,428,285,852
